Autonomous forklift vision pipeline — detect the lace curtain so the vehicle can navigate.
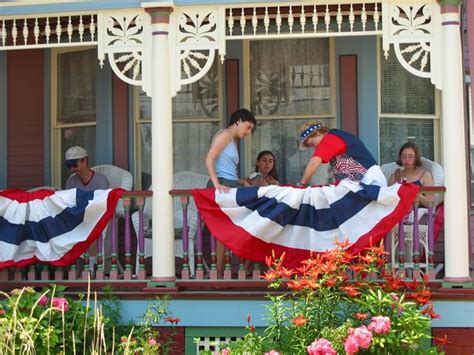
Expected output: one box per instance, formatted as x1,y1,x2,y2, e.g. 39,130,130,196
379,41,436,164
249,39,333,184
139,61,220,189
56,49,97,187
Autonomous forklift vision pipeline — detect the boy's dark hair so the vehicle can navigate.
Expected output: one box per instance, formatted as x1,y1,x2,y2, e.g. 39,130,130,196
228,108,257,128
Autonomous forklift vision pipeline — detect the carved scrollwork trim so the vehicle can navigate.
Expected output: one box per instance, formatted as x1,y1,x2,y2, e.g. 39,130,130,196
382,0,440,87
174,7,226,90
98,10,149,88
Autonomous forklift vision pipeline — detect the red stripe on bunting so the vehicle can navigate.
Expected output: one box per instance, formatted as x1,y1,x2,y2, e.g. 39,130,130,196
346,182,420,255
192,184,419,269
0,188,124,270
0,188,56,203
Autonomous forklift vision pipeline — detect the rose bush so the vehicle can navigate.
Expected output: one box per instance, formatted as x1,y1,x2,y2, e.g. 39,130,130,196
221,242,447,354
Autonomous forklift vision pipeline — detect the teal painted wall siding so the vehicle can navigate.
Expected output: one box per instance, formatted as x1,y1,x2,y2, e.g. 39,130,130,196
96,63,113,165
0,52,6,189
43,49,51,185
118,299,474,328
335,36,379,162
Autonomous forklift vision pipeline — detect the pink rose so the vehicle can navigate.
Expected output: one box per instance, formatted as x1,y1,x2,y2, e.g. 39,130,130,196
38,295,49,306
221,349,230,355
353,326,372,349
307,338,336,355
51,297,69,312
368,316,391,334
344,335,359,354
265,351,280,355
148,338,157,346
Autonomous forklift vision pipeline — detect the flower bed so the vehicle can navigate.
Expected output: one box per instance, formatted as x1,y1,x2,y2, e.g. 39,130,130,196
219,242,448,355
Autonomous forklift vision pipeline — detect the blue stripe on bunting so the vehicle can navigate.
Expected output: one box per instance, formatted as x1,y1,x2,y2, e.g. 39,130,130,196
0,189,94,245
235,185,381,231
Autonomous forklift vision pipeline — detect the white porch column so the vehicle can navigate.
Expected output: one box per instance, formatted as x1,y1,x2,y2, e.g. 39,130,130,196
439,2,472,285
144,5,175,283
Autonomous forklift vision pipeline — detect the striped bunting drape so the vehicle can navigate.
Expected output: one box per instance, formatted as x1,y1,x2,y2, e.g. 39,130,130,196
0,188,123,269
192,182,419,268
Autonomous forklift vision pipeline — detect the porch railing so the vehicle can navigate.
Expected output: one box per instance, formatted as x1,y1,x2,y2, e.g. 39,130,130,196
0,186,446,286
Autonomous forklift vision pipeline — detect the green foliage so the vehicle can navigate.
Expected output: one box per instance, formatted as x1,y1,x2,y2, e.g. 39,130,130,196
0,285,180,354
214,243,447,355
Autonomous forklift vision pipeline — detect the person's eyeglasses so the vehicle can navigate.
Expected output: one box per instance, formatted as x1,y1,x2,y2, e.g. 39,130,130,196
66,159,81,169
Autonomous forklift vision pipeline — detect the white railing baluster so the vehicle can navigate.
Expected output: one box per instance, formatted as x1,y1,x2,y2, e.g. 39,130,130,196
312,5,318,33
361,3,367,31
222,2,385,39
12,20,17,46
264,7,270,34
67,16,73,42
79,15,84,42
1,20,6,47
288,6,294,34
56,16,62,43
300,6,306,33
374,2,380,31
337,5,342,32
324,5,330,33
22,19,28,45
240,8,246,35
34,18,39,44
228,8,234,36
276,7,282,34
252,7,258,35
90,15,96,41
45,17,51,44
349,4,355,32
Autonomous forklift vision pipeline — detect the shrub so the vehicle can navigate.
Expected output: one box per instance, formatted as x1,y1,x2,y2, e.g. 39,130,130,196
221,242,446,354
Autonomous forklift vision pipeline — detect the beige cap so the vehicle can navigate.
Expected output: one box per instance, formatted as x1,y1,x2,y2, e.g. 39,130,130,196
65,146,88,161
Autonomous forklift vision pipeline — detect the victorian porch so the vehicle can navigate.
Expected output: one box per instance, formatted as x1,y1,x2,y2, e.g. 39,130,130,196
0,0,472,352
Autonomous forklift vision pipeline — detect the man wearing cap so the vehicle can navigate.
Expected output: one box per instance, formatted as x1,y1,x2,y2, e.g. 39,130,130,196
65,146,109,190
65,146,110,273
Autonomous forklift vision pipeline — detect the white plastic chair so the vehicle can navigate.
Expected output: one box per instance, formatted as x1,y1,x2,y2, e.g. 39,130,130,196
131,171,209,275
381,157,444,268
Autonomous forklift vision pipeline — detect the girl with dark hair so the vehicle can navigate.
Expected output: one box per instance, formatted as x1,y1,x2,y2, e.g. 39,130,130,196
205,108,256,278
388,142,434,207
205,108,257,193
247,150,280,186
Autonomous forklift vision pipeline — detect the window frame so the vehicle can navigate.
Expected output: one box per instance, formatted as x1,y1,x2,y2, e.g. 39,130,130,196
51,46,97,187
242,37,337,177
133,60,224,190
376,36,441,164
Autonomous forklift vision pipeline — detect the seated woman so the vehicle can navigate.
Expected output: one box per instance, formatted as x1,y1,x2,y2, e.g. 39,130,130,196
388,142,434,207
247,150,280,186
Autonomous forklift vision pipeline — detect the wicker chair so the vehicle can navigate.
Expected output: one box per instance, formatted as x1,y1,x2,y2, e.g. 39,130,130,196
380,157,444,268
131,171,209,275
91,164,133,217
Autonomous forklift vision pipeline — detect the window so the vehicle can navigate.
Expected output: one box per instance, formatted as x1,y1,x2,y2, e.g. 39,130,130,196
378,39,439,164
136,60,222,189
246,38,335,184
52,48,97,187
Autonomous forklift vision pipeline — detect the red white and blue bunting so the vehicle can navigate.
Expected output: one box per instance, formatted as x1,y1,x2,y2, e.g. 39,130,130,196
0,188,123,270
193,182,419,268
